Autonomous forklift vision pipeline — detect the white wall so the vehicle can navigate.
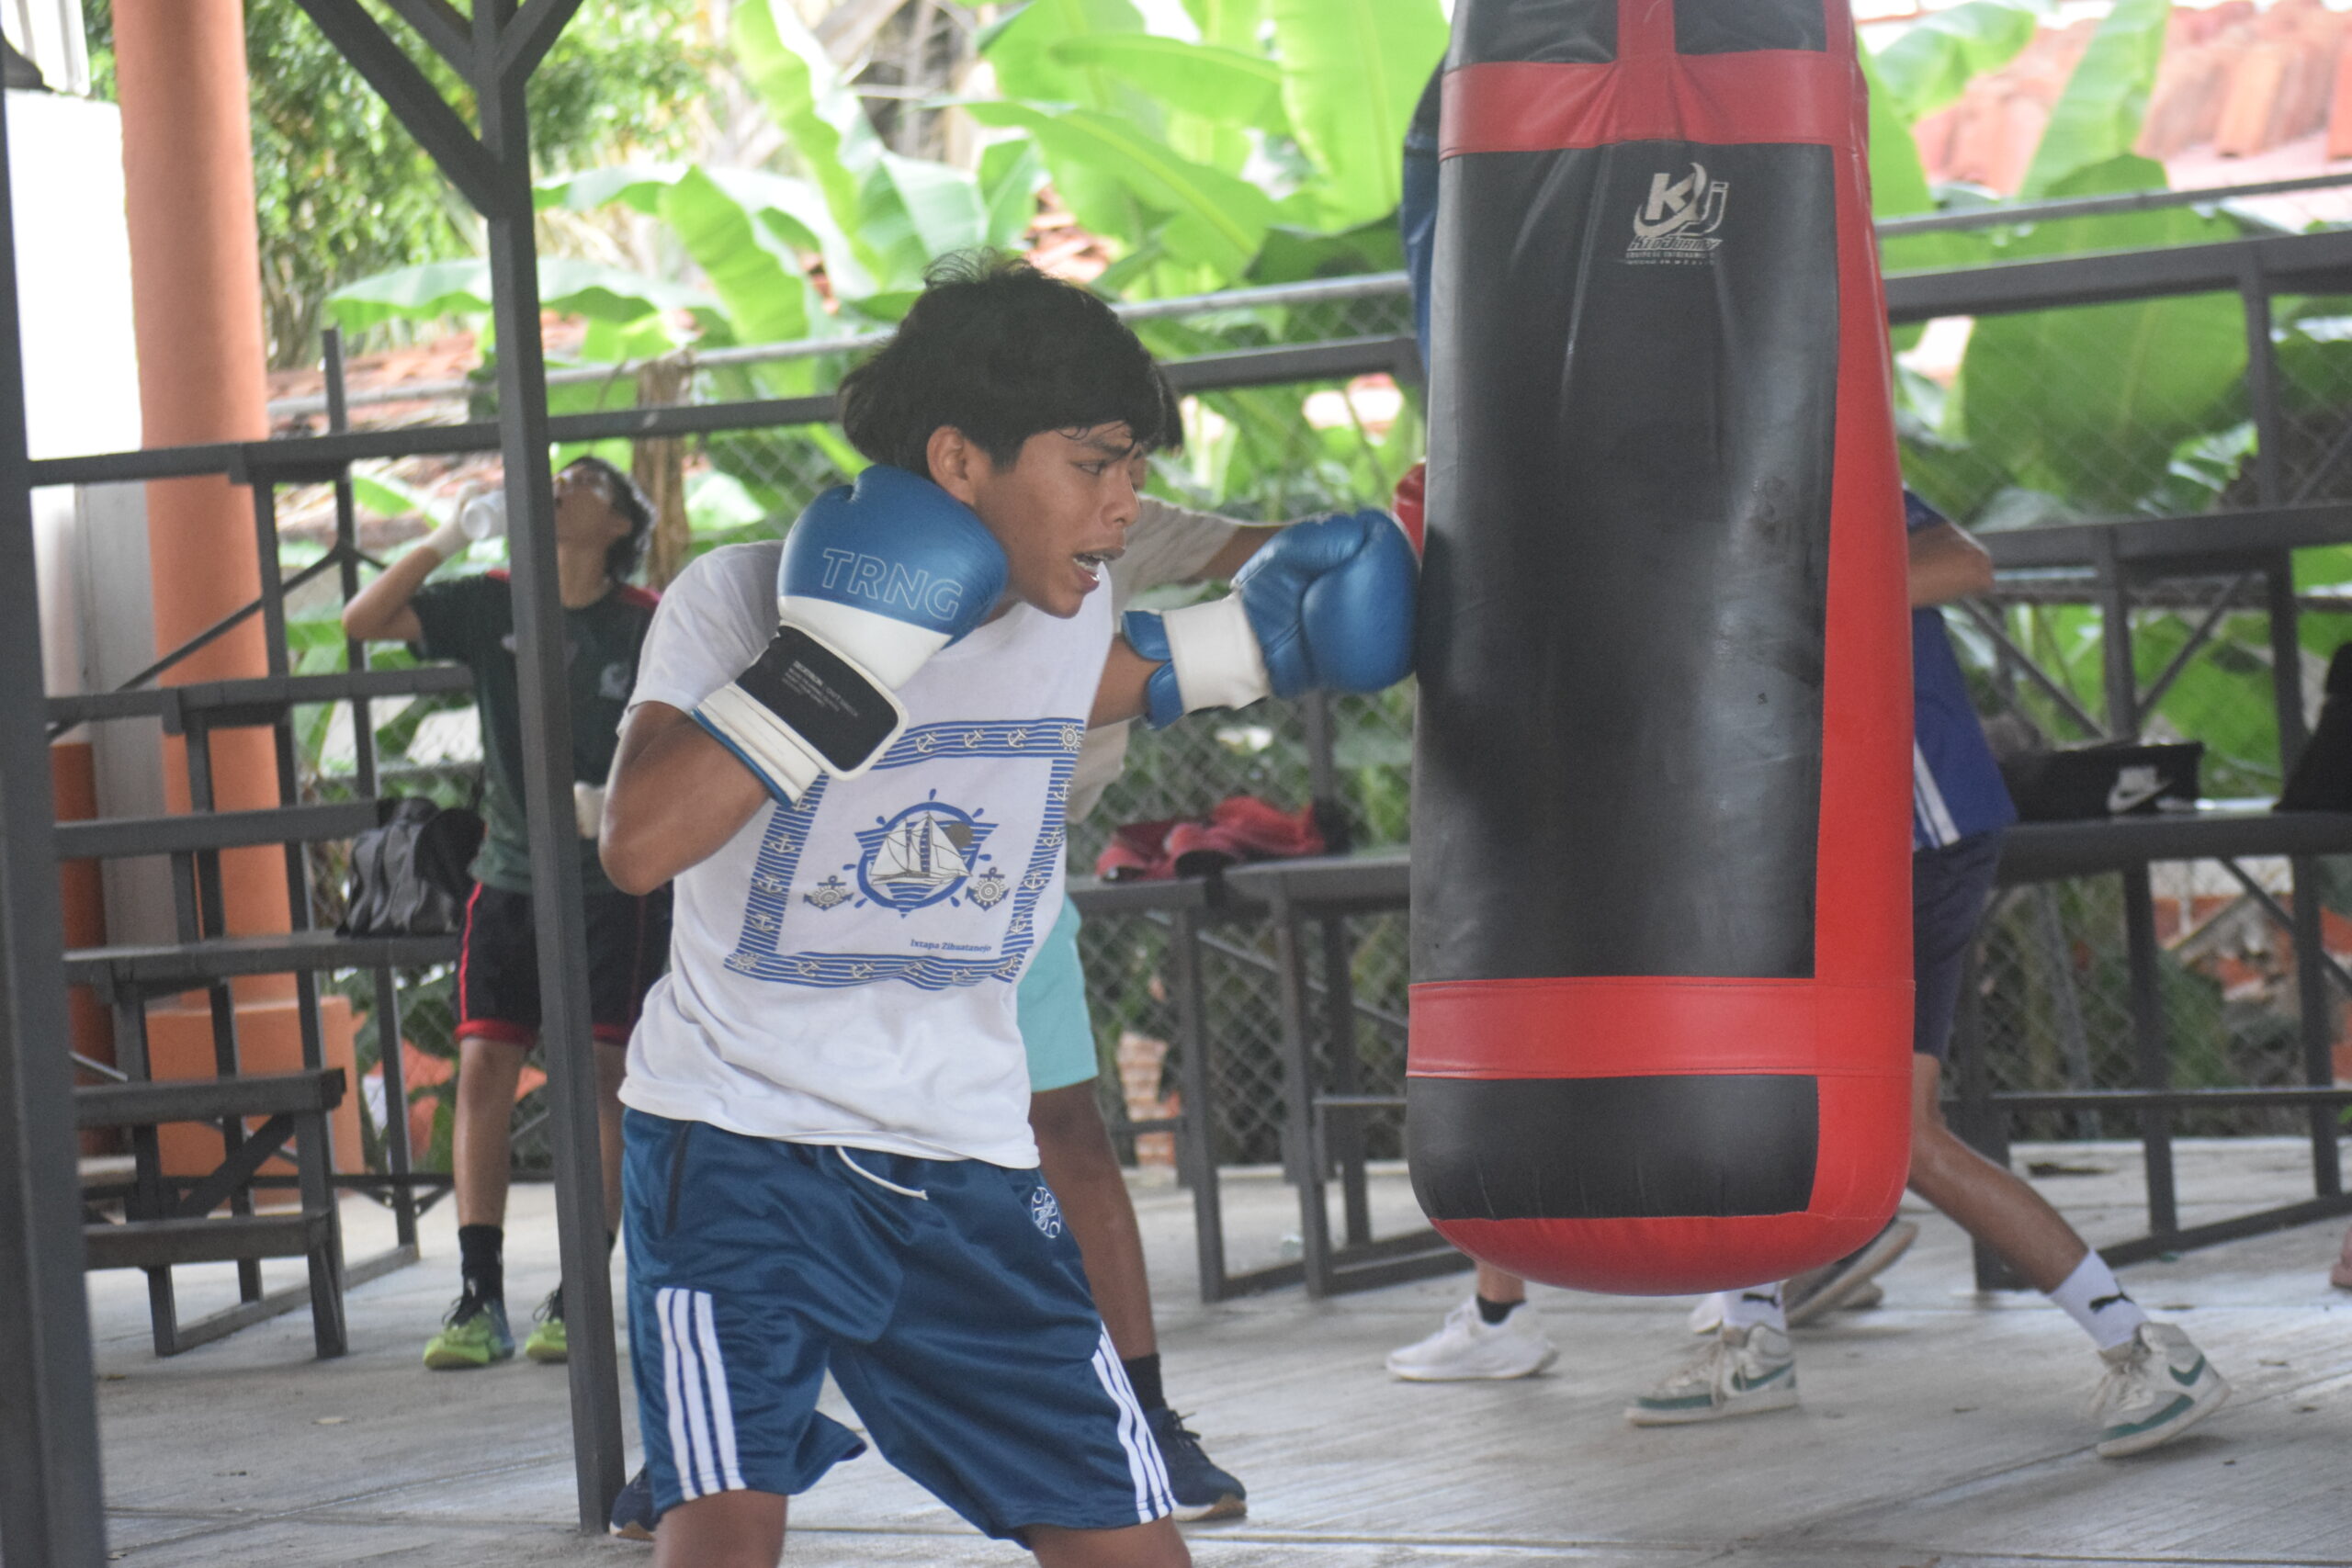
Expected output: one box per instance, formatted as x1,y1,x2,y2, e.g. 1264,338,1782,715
10,86,171,944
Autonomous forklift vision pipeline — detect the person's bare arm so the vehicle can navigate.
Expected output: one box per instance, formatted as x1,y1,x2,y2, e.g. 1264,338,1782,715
340,538,448,643
1090,637,1157,728
1908,520,1993,608
1190,523,1283,583
600,700,772,894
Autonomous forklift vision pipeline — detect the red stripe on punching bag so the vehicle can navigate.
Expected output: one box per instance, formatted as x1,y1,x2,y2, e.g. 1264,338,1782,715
1409,976,1909,1080
1442,54,1853,156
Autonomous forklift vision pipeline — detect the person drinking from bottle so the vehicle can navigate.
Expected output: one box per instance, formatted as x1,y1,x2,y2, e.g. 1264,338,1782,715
342,454,671,1371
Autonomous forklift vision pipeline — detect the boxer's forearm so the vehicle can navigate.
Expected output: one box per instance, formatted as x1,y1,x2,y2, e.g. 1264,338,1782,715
1091,637,1158,728
601,700,770,894
340,541,442,643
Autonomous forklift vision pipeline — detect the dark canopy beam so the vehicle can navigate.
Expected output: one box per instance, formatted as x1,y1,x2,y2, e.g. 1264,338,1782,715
288,0,501,210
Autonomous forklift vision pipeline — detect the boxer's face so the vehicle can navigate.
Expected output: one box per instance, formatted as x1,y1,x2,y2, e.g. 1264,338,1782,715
936,424,1142,619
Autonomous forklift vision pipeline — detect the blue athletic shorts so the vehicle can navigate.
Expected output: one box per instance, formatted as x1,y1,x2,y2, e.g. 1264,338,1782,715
1914,829,2004,1062
622,1109,1173,1539
1017,899,1099,1093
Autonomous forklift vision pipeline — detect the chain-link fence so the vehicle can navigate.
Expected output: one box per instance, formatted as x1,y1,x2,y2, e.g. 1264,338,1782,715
1969,858,2350,1143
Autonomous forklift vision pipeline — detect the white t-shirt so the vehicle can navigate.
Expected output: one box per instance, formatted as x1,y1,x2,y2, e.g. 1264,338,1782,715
617,542,1112,1168
1068,496,1241,823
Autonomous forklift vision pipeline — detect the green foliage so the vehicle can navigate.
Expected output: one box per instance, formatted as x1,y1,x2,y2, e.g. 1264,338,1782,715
1265,0,1449,231
327,256,718,338
1953,171,2243,513
2019,0,2171,197
1874,0,2041,121
82,0,712,367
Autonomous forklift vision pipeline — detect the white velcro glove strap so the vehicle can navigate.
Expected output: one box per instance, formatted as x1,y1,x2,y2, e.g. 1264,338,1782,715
572,783,605,840
780,595,953,689
1160,593,1272,715
695,683,827,804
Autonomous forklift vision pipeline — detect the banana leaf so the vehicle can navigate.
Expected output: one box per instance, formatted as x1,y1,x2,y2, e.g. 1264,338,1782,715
1875,0,2041,120
326,257,717,335
964,100,1276,281
1266,0,1447,231
2019,0,2171,199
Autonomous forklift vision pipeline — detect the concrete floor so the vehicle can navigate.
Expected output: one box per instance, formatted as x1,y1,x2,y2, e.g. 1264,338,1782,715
68,1138,2352,1567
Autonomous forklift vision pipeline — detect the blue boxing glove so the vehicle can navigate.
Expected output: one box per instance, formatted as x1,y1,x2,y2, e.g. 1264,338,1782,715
1123,507,1417,728
695,466,1008,802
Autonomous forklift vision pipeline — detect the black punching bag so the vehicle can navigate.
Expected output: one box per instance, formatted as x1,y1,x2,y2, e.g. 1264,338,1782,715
1407,0,1915,1295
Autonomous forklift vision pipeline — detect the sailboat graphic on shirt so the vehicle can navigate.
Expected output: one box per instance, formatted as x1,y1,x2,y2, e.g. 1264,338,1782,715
846,793,999,913
875,811,974,886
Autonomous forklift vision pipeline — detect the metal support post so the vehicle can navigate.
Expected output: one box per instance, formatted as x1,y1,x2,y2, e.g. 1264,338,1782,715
2289,855,2343,1197
290,0,616,1524
2121,866,2178,1238
1168,909,1228,1301
473,0,624,1529
2094,532,2136,740
1270,890,1333,1295
1319,915,1371,1247
325,329,420,1246
2245,258,2340,1203
0,86,112,1568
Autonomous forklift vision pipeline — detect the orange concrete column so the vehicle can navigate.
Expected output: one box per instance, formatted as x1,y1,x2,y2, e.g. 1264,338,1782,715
112,0,291,953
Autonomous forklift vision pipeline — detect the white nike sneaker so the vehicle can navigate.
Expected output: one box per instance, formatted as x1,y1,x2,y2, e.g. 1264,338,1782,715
2091,1321,2230,1457
1385,1297,1557,1382
1626,1324,1799,1425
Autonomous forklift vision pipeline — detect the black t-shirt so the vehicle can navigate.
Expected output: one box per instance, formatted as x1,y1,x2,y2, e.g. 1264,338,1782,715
410,570,659,897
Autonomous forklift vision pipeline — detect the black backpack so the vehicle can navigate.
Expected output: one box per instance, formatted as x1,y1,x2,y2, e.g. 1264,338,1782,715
340,795,484,937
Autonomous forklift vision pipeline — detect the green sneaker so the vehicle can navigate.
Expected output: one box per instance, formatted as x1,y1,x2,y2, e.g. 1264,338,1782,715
423,1292,514,1370
524,1286,568,1364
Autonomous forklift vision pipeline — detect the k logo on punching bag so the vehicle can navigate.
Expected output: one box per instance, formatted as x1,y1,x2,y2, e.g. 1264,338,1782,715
1407,0,1915,1294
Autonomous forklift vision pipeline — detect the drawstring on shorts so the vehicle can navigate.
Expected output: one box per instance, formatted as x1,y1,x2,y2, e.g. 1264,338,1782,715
836,1146,930,1201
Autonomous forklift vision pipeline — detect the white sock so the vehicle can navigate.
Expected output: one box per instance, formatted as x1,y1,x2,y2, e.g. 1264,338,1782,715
1723,1282,1785,1334
2047,1252,2148,1350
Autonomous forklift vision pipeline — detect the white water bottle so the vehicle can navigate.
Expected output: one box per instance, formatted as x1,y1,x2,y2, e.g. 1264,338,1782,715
458,489,507,543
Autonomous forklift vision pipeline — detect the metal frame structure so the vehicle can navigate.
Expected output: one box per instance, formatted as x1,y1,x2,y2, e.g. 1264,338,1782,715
0,79,111,1568
6,57,2352,1561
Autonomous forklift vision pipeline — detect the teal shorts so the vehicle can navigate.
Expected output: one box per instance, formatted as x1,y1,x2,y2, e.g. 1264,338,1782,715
1017,899,1099,1093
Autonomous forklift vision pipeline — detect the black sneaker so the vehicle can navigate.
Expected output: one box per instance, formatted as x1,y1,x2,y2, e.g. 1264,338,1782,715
1145,1407,1245,1522
607,1465,656,1541
1784,1220,1918,1327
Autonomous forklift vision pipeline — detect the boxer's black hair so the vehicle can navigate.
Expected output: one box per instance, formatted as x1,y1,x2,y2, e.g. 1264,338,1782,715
839,251,1182,478
560,455,656,581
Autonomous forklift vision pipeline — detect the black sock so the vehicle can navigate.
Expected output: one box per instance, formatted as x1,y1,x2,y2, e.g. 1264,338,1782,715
458,1224,504,1305
1122,1353,1166,1414
1476,1294,1521,1325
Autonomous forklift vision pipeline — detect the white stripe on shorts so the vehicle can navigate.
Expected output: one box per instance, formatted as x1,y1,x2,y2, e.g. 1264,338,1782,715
659,1286,724,1499
658,1287,698,1499
1914,740,1960,849
692,1290,745,1491
1091,1330,1173,1521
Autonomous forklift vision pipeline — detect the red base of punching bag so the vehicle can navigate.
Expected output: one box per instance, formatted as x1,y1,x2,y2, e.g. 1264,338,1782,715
1406,0,1914,1295
1413,980,1910,1296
